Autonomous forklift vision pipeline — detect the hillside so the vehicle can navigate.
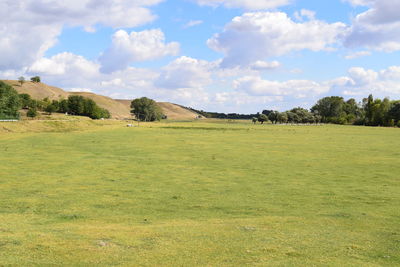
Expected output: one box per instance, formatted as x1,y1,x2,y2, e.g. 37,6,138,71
116,100,202,120
3,80,202,120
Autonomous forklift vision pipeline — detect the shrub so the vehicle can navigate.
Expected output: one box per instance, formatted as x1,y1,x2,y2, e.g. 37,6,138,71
27,108,38,118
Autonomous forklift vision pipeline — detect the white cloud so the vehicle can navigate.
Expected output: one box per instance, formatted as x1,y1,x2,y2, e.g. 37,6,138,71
29,52,99,77
99,29,180,73
184,20,204,28
250,60,281,70
341,66,400,96
344,50,372,59
194,0,291,10
345,0,400,51
155,56,213,89
0,0,163,71
294,9,316,21
233,76,329,97
208,12,347,68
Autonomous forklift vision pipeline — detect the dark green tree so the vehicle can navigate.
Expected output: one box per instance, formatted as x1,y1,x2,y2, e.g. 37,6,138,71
0,81,21,119
389,101,400,124
268,111,279,124
130,97,164,121
45,103,57,115
30,76,41,83
67,95,85,115
58,99,69,113
19,93,32,109
27,108,38,118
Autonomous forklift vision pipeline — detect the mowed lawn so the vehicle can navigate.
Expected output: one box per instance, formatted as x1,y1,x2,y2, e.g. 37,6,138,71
0,121,399,266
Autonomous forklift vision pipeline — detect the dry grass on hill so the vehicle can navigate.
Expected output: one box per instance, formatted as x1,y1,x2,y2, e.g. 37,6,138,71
3,80,201,120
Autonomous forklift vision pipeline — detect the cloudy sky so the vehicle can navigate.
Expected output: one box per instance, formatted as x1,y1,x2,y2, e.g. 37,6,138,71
1,0,400,113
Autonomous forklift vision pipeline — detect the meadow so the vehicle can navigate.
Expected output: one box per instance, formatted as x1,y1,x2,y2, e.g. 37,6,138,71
0,120,399,266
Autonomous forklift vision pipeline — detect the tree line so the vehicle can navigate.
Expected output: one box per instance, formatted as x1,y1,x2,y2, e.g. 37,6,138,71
255,95,400,127
0,81,110,120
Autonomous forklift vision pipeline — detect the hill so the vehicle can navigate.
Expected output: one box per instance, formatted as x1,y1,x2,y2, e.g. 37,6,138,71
116,100,202,120
3,80,202,120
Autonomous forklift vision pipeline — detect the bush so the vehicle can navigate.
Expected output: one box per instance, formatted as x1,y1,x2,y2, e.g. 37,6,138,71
27,108,38,118
397,121,400,128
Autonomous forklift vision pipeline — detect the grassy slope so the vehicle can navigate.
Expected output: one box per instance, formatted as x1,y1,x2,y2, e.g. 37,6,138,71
3,80,201,120
116,100,201,121
0,121,399,266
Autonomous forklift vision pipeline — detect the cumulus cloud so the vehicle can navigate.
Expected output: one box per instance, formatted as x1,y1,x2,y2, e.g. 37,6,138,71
155,56,213,89
233,76,329,97
29,52,99,76
194,0,291,10
208,12,347,68
341,66,400,96
99,29,180,73
345,0,400,51
0,0,163,71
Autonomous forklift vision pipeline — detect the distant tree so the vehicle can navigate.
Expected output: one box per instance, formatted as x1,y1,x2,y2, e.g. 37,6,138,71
27,108,38,118
130,97,164,122
252,117,258,124
18,76,25,86
262,110,273,116
45,103,57,115
67,95,85,115
311,96,345,123
30,76,41,83
277,112,288,124
364,94,374,125
389,101,400,124
268,111,279,124
258,114,269,124
58,99,69,113
0,81,21,119
19,93,32,109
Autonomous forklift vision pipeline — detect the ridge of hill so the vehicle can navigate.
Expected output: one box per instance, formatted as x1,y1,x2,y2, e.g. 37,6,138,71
3,80,202,120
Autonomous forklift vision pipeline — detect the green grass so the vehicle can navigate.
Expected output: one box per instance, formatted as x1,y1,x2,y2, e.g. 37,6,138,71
0,121,399,266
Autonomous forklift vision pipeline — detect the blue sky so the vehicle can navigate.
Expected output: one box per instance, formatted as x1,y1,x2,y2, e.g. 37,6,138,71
2,0,400,113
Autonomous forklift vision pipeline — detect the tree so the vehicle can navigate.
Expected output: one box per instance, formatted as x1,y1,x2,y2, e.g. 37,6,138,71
19,93,32,109
18,76,25,86
311,96,345,123
27,108,38,118
364,94,374,125
30,76,41,83
389,101,400,124
252,117,258,124
268,111,278,124
130,97,164,121
58,99,69,113
277,112,288,124
45,103,57,115
258,114,269,124
0,81,21,119
67,95,85,115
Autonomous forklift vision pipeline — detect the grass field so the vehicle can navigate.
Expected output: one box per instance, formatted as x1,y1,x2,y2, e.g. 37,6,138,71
0,120,399,266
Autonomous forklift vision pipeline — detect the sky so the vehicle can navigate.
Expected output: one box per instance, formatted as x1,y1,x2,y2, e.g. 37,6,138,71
1,0,400,113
